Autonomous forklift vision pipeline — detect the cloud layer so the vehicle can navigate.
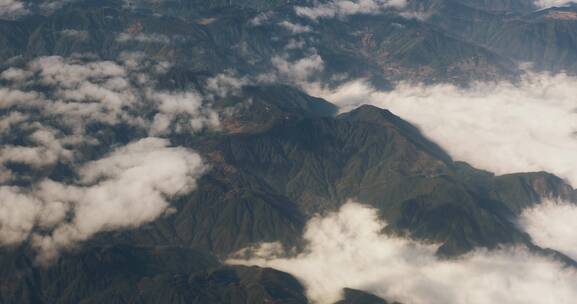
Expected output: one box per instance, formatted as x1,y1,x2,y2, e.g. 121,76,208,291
0,55,220,180
534,0,577,8
310,73,577,186
271,52,325,85
519,200,577,261
0,54,229,261
230,202,577,304
0,138,206,262
0,0,28,19
295,0,407,20
0,0,76,19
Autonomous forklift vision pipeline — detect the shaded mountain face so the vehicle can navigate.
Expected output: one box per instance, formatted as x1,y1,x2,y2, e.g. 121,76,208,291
2,0,577,303
111,103,572,257
0,245,309,304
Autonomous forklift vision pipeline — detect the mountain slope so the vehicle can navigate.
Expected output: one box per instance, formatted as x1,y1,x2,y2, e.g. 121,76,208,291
0,245,308,304
81,100,575,257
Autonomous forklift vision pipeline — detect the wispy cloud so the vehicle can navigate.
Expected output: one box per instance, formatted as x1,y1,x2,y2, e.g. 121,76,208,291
270,51,325,85
148,91,220,136
0,0,76,19
295,0,407,20
534,0,577,8
0,0,28,19
278,21,313,34
116,32,171,44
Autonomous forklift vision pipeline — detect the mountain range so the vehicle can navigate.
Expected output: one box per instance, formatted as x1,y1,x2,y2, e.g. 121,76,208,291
1,0,577,303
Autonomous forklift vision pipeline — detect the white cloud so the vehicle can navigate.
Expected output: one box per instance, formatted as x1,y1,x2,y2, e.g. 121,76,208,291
230,201,577,304
37,0,74,12
271,52,325,85
0,0,28,19
295,0,407,20
31,56,127,89
0,138,207,262
0,55,222,185
534,0,577,8
278,21,312,34
519,200,577,261
148,91,220,135
0,127,73,169
0,146,64,168
309,72,577,186
0,186,44,245
1,67,33,82
0,0,73,20
249,11,274,26
0,58,137,173
285,38,307,50
0,0,79,19
205,72,249,98
0,54,217,151
0,88,43,109
60,29,89,40
21,57,140,127
116,32,171,44
0,55,224,261
0,112,28,134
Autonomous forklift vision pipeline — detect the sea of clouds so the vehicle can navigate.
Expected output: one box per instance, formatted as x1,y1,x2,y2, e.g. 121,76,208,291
230,201,577,304
520,200,577,261
308,73,577,187
229,40,577,304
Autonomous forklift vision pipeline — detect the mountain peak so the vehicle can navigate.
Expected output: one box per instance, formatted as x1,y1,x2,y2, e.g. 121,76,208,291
339,104,452,162
339,104,397,123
